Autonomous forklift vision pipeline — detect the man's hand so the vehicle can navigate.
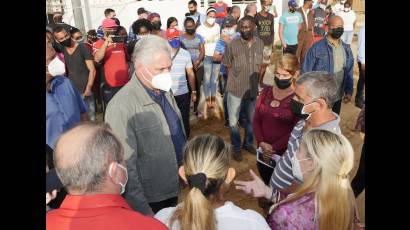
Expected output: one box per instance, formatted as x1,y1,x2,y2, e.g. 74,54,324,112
83,86,93,97
191,92,197,102
46,190,58,205
343,94,352,103
234,169,272,200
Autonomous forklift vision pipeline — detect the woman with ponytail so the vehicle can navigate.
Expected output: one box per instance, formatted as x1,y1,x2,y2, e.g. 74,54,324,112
154,134,270,230
267,129,359,229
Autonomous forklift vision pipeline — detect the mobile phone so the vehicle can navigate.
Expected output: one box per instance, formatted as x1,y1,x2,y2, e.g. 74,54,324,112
111,35,126,43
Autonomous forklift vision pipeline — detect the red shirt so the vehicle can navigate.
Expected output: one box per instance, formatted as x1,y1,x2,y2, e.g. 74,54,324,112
93,39,129,87
253,87,299,154
46,194,168,230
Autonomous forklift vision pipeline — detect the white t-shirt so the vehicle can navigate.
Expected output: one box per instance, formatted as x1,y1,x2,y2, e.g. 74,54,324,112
154,201,270,230
196,23,221,57
336,10,357,31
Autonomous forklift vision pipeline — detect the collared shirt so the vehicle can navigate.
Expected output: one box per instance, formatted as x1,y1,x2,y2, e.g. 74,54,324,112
270,113,341,200
358,25,365,64
46,76,87,149
46,194,168,230
222,37,264,98
327,37,345,100
142,82,186,164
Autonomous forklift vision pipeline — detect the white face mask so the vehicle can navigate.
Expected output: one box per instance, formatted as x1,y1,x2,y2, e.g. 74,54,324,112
137,34,148,40
340,0,346,4
344,7,350,12
47,56,66,77
319,4,326,10
109,163,128,195
207,17,216,25
141,66,173,92
291,154,311,182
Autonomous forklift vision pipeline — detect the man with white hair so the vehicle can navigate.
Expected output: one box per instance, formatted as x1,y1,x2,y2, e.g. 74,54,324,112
234,71,342,203
105,35,186,216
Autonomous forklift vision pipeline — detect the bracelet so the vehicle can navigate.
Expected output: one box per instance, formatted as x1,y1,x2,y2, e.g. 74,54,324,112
191,91,197,94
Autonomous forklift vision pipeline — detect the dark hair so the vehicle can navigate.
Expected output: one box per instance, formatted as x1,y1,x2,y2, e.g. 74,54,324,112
112,17,120,26
184,17,195,26
104,8,115,17
116,26,127,35
86,29,98,43
240,15,256,26
188,0,197,6
167,17,178,29
132,19,152,34
69,27,81,36
53,25,67,34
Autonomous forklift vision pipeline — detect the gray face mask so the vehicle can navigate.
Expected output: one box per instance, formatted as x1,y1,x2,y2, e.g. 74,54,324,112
109,163,128,194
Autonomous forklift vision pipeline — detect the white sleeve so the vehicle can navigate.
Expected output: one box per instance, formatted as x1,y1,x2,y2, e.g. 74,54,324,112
154,207,175,227
247,210,271,230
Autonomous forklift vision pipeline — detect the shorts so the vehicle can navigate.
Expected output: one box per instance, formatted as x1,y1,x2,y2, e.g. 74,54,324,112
262,45,273,65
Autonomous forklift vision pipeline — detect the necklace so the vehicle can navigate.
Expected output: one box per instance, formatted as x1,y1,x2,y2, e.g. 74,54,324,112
270,87,293,108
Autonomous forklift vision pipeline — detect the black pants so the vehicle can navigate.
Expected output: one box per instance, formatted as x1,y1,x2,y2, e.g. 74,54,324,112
355,62,365,107
332,99,342,115
101,85,123,109
351,137,365,197
257,162,275,185
193,66,204,112
283,44,298,55
175,93,191,138
149,197,178,214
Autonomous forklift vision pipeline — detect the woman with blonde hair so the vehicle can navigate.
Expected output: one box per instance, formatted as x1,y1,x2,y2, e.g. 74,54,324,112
253,54,300,189
267,129,359,229
154,134,270,230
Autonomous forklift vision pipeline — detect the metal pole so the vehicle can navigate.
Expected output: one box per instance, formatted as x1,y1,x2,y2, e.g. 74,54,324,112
83,0,93,31
71,0,86,33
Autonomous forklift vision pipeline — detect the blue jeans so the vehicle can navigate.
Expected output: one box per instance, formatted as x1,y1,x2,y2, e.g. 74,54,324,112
203,56,220,98
227,92,256,152
341,30,354,44
82,94,96,121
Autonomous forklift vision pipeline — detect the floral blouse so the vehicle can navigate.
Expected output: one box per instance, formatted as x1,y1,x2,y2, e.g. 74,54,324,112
267,193,318,230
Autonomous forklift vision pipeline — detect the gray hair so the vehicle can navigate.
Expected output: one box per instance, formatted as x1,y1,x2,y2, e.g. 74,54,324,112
296,71,338,108
132,34,172,65
55,122,123,193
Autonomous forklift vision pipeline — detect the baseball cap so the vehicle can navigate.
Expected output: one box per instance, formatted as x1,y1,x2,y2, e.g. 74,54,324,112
102,18,117,29
166,28,180,40
138,7,148,15
147,12,161,22
288,0,298,8
223,15,236,27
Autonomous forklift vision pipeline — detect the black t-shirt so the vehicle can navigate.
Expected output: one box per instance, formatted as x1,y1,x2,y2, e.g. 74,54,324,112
62,43,93,93
255,12,275,46
313,8,327,36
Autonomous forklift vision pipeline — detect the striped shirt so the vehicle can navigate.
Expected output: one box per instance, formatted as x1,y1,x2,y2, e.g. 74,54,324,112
170,48,193,96
222,37,264,98
270,112,341,200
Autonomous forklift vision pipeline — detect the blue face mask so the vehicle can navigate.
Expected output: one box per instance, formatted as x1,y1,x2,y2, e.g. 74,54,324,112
169,38,181,48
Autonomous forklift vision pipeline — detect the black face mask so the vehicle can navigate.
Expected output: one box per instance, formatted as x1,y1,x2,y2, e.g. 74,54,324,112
152,21,162,30
290,8,296,13
329,27,344,39
290,99,309,119
52,41,63,53
274,76,293,89
59,38,72,47
185,28,196,35
240,31,252,40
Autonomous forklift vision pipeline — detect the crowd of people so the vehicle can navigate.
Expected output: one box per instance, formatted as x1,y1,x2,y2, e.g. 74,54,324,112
46,0,365,229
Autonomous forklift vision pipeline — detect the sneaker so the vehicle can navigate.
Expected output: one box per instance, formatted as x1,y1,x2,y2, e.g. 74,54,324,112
243,145,257,155
233,151,243,162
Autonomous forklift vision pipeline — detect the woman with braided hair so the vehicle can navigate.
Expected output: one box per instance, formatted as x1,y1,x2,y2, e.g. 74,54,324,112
154,134,270,230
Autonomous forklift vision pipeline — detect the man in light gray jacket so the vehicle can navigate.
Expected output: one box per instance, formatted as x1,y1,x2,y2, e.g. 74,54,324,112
105,35,186,216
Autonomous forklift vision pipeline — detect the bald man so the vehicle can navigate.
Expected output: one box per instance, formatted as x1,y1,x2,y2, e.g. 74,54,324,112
301,15,354,115
46,123,168,230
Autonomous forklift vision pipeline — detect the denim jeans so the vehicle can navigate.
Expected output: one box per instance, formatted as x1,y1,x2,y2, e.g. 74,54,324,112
341,30,354,45
227,92,256,152
174,93,191,138
203,56,220,98
82,94,96,121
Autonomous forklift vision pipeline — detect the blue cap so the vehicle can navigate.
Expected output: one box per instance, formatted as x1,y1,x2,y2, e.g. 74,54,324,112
288,0,298,8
